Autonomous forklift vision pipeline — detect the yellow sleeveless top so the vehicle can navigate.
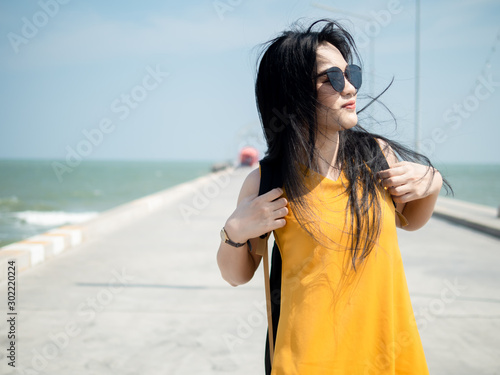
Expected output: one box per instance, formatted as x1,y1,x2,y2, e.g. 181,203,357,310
269,164,429,375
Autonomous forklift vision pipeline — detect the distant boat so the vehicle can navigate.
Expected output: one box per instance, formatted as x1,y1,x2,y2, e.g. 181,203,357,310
211,162,231,172
239,146,259,167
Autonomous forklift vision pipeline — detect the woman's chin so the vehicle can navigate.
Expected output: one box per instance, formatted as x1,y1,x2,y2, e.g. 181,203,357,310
339,120,358,131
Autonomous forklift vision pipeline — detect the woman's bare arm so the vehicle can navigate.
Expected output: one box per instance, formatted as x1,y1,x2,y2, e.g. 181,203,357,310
377,139,443,231
216,168,287,286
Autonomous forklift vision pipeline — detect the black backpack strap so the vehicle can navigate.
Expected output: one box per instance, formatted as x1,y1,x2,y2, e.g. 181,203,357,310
258,157,283,375
264,241,282,375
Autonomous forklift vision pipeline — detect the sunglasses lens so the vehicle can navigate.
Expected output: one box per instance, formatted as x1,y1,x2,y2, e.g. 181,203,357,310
325,65,362,92
326,68,345,92
347,64,362,90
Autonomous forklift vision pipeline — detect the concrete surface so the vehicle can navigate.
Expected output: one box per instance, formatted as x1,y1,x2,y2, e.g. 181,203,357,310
433,196,500,238
0,166,499,374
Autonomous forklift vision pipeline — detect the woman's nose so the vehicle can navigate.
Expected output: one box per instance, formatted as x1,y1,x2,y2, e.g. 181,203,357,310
342,76,357,96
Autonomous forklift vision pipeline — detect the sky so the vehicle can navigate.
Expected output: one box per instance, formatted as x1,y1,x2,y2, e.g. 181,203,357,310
0,0,499,165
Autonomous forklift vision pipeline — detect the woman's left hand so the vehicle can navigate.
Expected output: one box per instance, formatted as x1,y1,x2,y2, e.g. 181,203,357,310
377,161,442,204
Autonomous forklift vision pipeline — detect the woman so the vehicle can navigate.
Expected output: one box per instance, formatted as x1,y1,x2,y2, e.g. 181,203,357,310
217,19,451,374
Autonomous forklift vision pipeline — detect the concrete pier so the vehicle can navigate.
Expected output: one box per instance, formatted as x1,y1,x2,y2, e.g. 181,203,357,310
0,166,499,374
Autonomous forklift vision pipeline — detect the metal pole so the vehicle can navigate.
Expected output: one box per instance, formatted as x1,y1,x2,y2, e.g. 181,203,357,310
414,0,421,152
370,38,375,98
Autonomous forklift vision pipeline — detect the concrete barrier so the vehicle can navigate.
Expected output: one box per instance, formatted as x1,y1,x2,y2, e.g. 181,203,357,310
433,196,500,238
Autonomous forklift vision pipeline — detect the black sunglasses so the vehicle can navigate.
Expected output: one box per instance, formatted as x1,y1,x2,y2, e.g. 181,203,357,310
322,64,362,93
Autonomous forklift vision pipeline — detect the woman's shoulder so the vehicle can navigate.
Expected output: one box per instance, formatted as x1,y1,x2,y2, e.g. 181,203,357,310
374,137,399,165
237,167,261,205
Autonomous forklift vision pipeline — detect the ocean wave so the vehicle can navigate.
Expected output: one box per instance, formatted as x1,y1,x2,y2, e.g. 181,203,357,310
0,196,21,211
0,196,59,212
12,211,99,227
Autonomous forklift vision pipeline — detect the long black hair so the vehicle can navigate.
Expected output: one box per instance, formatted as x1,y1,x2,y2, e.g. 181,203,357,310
255,19,452,271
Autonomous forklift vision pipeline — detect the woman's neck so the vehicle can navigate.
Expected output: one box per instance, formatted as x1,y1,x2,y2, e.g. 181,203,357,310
314,128,341,179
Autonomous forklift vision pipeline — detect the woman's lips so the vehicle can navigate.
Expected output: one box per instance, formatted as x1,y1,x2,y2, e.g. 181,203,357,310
342,100,356,110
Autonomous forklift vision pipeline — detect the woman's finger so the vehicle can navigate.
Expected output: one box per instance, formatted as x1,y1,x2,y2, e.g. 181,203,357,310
270,197,288,211
387,184,410,197
271,218,287,230
263,187,284,202
392,192,413,204
377,165,407,179
272,206,288,219
380,175,407,188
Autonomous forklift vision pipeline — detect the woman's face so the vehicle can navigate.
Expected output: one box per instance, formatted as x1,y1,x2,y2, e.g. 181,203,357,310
315,42,358,132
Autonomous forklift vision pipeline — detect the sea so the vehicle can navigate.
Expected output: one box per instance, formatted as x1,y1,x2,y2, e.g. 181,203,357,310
0,159,498,248
0,159,218,248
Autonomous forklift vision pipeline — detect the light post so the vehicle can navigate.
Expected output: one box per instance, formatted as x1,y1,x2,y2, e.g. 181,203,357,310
414,0,421,152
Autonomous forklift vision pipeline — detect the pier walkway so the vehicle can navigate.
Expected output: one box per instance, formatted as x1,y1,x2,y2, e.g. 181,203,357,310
0,166,499,374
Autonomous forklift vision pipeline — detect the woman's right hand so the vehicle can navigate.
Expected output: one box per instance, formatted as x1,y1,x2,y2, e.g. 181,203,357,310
224,187,288,243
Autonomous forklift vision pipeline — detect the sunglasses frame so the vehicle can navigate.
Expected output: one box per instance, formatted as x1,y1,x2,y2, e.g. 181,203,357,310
321,64,362,93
